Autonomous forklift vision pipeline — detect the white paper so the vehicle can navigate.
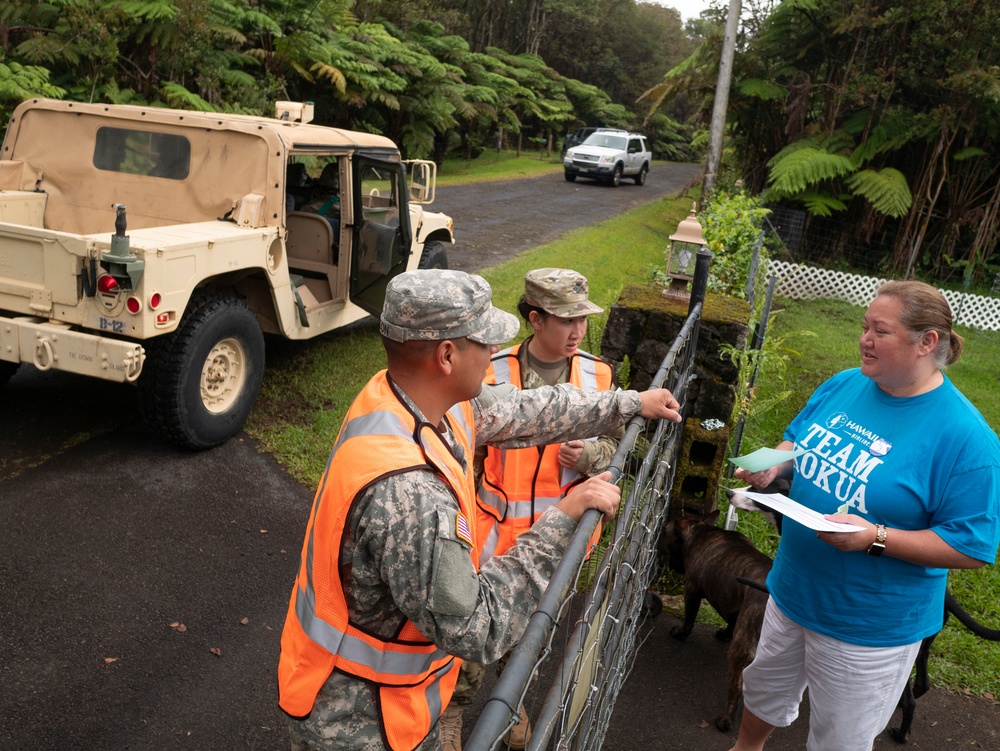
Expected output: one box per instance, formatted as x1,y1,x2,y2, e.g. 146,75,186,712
735,489,865,533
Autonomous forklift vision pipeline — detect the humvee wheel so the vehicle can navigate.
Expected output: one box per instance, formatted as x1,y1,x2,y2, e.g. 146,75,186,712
418,240,449,270
139,295,264,450
200,336,250,414
0,361,18,387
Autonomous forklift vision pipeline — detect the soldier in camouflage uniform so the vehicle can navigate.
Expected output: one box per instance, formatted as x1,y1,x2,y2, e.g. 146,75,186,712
278,269,682,751
512,267,621,473
446,269,621,751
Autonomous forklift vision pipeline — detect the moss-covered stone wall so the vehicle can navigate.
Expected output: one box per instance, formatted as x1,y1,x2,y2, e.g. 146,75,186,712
600,284,750,514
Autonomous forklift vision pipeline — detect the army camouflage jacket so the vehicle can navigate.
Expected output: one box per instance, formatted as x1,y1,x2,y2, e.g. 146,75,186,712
287,380,643,751
514,341,622,476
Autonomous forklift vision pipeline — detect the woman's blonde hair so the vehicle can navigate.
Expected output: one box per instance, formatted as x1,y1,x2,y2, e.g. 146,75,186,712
876,280,963,366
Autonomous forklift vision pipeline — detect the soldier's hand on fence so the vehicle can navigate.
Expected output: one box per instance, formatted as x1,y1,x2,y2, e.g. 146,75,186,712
558,440,585,469
556,471,620,523
637,388,682,423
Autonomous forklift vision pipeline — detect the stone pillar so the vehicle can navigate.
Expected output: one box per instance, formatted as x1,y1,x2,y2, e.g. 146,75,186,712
600,284,749,516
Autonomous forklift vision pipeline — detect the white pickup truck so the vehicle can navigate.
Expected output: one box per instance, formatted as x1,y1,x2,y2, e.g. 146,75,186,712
0,98,455,448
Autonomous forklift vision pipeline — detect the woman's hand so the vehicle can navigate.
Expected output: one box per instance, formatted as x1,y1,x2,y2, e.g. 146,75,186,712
817,514,876,552
733,465,781,490
558,440,585,469
815,517,987,568
733,439,796,490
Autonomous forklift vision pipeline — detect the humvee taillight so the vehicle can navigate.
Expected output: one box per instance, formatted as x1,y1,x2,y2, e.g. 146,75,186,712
97,275,120,295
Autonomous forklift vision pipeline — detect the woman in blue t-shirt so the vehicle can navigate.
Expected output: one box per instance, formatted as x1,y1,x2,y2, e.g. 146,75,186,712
728,280,1000,751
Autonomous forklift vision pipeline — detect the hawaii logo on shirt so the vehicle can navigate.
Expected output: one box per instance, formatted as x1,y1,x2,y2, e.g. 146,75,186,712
825,412,892,456
791,411,892,514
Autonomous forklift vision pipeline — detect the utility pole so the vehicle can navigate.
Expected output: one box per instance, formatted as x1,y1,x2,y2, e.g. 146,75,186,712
700,0,742,208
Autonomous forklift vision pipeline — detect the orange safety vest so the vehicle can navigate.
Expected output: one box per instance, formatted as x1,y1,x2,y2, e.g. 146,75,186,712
476,344,614,564
278,371,481,751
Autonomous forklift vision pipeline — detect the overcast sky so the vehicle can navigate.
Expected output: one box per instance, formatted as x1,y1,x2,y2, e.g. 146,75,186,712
651,0,713,22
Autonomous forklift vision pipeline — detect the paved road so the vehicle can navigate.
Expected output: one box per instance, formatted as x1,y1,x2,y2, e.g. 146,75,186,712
439,162,701,273
3,161,998,750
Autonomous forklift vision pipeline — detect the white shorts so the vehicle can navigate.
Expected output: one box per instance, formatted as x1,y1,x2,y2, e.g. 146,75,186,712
743,599,921,751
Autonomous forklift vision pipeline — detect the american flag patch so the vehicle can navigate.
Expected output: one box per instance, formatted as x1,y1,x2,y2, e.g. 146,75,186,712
455,511,473,547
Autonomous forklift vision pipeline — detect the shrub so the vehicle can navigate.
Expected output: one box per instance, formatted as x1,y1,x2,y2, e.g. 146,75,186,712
700,190,771,299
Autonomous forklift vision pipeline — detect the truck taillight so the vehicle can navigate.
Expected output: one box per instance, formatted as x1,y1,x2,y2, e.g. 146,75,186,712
150,292,162,309
97,275,120,294
126,296,142,314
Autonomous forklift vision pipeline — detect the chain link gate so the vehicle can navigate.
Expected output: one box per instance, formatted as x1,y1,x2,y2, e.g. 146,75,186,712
466,253,711,751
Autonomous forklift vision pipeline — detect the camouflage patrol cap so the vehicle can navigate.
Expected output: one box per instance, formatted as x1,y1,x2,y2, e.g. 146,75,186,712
380,269,520,344
524,268,604,318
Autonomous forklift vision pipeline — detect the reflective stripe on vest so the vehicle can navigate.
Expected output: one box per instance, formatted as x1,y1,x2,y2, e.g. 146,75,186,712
476,344,613,563
279,371,480,750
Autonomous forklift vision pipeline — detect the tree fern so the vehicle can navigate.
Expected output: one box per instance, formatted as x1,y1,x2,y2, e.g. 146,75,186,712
845,167,912,218
0,61,66,102
737,78,786,101
953,147,988,162
846,108,928,167
158,82,215,111
766,145,855,196
799,191,848,217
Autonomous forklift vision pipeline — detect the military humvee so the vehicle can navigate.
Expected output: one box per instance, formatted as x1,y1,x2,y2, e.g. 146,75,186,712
0,99,455,448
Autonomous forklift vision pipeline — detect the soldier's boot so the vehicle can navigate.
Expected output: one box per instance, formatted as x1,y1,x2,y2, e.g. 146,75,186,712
502,705,531,750
440,704,464,751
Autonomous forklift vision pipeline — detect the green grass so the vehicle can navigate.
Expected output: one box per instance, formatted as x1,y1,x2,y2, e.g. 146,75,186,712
437,150,563,186
735,296,1000,700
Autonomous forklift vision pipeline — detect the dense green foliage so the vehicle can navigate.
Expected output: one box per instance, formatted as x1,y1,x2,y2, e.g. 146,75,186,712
731,0,1000,282
648,0,1000,285
699,190,771,299
0,0,696,160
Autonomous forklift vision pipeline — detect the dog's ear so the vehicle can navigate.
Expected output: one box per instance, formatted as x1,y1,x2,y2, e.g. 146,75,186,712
704,508,721,527
725,487,783,534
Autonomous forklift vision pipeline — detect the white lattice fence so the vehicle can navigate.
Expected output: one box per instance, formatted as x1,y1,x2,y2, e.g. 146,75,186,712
767,260,1000,332
940,290,1000,332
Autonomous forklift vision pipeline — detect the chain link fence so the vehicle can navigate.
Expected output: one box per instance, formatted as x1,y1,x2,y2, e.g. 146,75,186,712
465,295,706,751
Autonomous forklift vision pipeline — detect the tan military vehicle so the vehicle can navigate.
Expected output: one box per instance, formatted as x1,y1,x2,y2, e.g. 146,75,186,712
0,98,454,448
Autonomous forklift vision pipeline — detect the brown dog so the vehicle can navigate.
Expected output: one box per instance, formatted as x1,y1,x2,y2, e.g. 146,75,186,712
661,510,773,732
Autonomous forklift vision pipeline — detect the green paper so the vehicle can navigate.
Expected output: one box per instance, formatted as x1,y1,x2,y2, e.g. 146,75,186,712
728,446,807,473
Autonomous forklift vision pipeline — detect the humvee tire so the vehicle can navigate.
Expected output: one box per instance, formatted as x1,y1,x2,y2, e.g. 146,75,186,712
139,295,265,450
418,240,449,270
